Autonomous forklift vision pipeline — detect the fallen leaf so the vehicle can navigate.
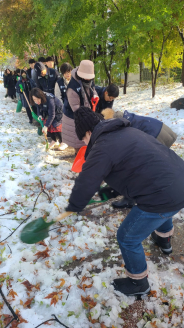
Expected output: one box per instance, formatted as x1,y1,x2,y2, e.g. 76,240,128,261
45,292,60,306
145,252,152,256
23,297,34,308
8,289,18,300
55,278,65,288
81,295,96,309
34,247,50,259
72,256,77,261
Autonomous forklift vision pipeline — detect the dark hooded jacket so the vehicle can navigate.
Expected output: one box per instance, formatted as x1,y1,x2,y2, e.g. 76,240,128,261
66,119,184,213
123,110,162,138
37,93,63,128
95,86,114,113
36,67,59,95
6,73,16,97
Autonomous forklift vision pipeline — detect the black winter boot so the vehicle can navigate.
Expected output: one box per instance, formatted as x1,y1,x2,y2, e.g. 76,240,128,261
112,197,135,209
113,276,150,296
151,231,172,254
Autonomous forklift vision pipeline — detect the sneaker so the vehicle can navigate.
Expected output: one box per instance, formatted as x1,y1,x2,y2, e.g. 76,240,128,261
113,276,150,296
58,143,68,151
151,231,172,254
112,197,135,209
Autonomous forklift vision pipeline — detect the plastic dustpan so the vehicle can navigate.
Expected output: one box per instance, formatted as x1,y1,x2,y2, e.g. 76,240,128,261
20,212,73,244
71,146,87,173
16,100,22,113
20,218,54,244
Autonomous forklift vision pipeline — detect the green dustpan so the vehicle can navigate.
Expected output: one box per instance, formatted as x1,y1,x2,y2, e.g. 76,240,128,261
20,212,73,244
20,218,54,244
16,100,22,113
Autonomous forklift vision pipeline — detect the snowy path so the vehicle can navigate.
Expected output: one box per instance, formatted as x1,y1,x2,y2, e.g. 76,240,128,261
0,81,184,328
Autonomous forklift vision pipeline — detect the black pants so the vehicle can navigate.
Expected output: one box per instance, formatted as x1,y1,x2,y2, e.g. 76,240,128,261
47,131,62,143
11,94,16,99
25,106,32,122
32,105,37,115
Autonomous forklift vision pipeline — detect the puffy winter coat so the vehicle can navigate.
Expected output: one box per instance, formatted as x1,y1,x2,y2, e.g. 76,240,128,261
37,93,63,128
36,68,59,95
95,86,114,113
62,67,98,148
16,76,36,108
66,119,184,213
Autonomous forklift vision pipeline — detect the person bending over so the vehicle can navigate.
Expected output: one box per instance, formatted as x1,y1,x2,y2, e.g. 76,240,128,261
64,106,184,297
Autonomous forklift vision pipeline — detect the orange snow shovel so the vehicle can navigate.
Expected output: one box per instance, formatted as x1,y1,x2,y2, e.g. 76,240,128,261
71,146,87,173
91,96,99,112
20,211,73,244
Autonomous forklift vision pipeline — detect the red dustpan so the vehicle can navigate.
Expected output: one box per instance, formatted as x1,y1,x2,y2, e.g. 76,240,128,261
71,146,87,173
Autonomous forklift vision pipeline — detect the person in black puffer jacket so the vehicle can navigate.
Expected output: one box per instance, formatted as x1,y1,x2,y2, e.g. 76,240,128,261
30,88,67,150
64,106,184,297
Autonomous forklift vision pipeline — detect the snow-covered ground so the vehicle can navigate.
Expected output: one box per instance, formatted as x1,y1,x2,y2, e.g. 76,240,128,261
0,80,184,328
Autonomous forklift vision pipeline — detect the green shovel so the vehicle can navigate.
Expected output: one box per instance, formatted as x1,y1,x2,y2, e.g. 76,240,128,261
20,211,73,244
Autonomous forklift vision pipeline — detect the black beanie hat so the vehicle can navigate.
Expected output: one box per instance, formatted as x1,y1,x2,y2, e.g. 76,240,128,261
74,106,102,140
34,62,46,76
28,59,36,64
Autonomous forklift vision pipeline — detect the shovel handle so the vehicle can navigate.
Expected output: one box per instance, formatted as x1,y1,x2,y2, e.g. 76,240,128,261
56,211,73,222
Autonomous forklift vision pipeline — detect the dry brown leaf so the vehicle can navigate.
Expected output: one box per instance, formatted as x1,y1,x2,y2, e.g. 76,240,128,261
45,292,62,306
55,278,65,288
81,295,96,309
23,297,34,308
8,289,18,300
34,247,50,259
72,256,77,261
145,252,152,256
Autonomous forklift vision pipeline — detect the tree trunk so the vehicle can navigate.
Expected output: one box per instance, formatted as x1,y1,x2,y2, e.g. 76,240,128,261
103,61,111,85
66,45,76,67
124,72,127,94
123,56,130,94
182,48,184,86
151,52,155,98
139,62,143,83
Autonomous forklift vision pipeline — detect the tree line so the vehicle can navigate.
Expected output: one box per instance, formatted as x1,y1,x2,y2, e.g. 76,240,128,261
0,0,184,97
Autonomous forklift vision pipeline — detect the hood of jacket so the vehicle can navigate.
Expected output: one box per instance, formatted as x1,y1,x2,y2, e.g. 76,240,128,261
85,117,130,158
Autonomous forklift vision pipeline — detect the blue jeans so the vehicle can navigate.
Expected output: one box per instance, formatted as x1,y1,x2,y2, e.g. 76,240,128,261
117,206,179,276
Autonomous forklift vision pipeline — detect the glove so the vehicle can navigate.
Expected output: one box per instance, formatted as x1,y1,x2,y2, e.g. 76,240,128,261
42,126,48,134
98,186,120,201
19,84,24,92
38,116,42,121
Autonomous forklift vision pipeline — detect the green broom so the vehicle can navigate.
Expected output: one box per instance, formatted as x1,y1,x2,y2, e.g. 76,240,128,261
19,84,49,151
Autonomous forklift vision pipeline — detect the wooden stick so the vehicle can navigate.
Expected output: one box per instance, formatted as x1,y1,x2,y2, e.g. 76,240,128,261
56,212,73,222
